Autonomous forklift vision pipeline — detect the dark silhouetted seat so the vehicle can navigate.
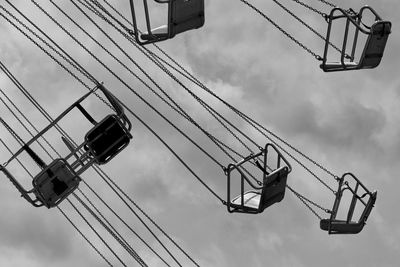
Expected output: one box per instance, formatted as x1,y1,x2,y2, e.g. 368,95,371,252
85,115,131,164
0,84,132,208
33,159,81,208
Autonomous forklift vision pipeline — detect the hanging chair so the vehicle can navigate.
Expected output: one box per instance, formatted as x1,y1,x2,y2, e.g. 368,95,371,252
0,84,132,208
320,6,391,72
226,143,292,214
320,173,377,234
129,0,205,45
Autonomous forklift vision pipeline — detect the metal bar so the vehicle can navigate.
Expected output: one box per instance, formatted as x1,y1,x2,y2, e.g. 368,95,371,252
347,182,360,223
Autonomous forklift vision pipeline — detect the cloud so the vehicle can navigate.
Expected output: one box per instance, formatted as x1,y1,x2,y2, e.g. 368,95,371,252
1,0,400,266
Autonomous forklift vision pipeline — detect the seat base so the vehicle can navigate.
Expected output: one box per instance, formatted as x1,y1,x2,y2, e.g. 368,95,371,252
141,25,169,40
231,191,261,211
320,219,364,234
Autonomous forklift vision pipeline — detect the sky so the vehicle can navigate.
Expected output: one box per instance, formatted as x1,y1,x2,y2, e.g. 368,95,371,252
0,0,399,266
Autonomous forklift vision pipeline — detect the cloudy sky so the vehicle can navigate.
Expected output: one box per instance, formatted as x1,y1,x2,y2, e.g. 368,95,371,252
0,0,399,266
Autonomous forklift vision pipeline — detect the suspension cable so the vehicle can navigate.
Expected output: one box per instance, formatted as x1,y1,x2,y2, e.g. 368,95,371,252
274,0,349,57
69,197,128,267
81,0,339,202
74,191,148,267
290,0,329,17
90,0,336,180
75,0,251,170
0,121,121,266
88,0,260,155
85,0,338,190
0,4,206,265
314,0,336,8
80,178,173,267
94,0,340,213
3,0,114,110
0,2,224,203
32,0,226,171
1,0,338,222
238,0,322,60
286,185,323,220
0,89,55,160
0,138,113,267
57,207,113,267
78,0,261,184
99,0,269,172
80,0,265,184
1,60,190,267
94,165,202,267
1,49,196,265
0,88,147,266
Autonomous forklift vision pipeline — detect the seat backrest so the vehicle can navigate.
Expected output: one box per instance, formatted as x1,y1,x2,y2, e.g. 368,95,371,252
358,21,391,68
320,173,377,234
320,191,377,234
32,159,81,208
169,0,204,37
85,115,132,164
358,190,377,224
258,166,289,212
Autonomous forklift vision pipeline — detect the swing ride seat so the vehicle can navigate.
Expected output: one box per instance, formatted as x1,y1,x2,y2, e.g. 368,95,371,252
320,6,391,72
230,166,290,213
140,0,205,41
32,158,81,208
226,143,292,214
85,114,132,165
320,173,377,234
0,84,132,208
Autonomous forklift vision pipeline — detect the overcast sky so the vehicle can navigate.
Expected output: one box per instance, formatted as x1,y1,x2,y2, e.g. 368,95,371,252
0,0,399,266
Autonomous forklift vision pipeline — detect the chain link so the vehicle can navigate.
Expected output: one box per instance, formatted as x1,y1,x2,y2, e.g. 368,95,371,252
314,0,336,8
98,0,339,193
291,0,328,18
288,0,352,58
287,185,330,220
27,0,116,112
239,0,322,60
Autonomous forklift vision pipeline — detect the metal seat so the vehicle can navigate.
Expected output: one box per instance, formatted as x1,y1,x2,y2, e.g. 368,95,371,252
130,0,205,44
85,114,132,164
320,173,377,234
226,143,292,214
32,159,81,208
320,6,391,72
0,151,80,208
0,84,132,208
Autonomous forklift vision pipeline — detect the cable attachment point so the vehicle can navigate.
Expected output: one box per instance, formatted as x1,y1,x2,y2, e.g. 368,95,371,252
316,55,323,61
347,8,358,17
322,13,330,22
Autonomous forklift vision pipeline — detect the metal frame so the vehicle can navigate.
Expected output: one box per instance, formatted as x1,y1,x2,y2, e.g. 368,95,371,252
226,143,292,214
320,173,377,234
129,0,205,45
0,84,132,208
320,6,391,72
